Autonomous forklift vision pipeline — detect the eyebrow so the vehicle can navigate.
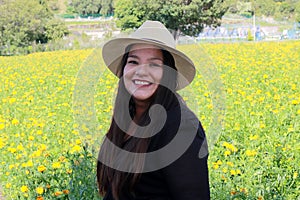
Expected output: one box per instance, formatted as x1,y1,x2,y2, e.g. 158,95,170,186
128,55,163,62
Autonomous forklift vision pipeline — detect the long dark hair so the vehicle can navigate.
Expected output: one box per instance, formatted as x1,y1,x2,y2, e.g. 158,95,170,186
97,45,178,199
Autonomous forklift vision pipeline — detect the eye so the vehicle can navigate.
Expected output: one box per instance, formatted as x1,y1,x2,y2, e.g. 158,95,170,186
149,63,162,67
127,60,138,65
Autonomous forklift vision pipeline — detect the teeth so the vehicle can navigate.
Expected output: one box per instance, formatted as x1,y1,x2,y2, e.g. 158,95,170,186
134,80,151,85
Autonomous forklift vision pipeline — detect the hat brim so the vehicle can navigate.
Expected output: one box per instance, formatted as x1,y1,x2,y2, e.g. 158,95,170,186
102,38,195,90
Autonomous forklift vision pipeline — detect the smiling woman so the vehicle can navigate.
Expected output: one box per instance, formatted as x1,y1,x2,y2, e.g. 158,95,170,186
123,44,164,102
97,21,210,200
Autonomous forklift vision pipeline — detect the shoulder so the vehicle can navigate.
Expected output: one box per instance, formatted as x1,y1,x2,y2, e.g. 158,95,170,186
165,95,200,133
150,96,205,150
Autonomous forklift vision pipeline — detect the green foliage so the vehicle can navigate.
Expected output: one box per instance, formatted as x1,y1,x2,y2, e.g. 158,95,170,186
68,145,102,200
68,0,113,16
226,0,300,21
114,0,228,38
45,18,69,41
0,0,68,55
114,0,144,30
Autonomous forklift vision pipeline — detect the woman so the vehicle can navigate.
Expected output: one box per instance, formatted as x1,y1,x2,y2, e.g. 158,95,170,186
97,21,210,200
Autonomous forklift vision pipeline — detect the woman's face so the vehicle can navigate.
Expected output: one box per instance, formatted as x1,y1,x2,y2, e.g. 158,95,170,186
123,44,163,101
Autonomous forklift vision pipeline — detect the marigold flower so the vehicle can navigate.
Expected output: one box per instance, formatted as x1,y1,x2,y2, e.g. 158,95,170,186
11,118,19,125
245,150,257,157
63,189,70,194
35,187,44,195
250,134,259,140
52,162,61,169
293,172,298,179
71,145,81,153
0,123,5,130
21,185,28,193
37,165,46,173
224,150,231,156
6,183,11,189
55,191,63,196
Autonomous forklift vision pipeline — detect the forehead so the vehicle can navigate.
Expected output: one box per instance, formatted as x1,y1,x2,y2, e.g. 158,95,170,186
128,44,163,56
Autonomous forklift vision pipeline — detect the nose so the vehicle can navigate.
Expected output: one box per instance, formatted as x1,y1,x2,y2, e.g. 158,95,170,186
135,63,148,76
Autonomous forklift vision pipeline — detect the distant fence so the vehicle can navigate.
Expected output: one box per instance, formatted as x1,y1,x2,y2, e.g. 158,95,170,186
195,22,300,42
60,13,113,19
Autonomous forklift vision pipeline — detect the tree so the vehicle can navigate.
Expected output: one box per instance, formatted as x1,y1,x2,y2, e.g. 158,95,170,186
114,0,228,39
69,0,113,16
45,18,69,41
0,0,68,55
70,0,101,15
114,0,145,29
100,0,114,16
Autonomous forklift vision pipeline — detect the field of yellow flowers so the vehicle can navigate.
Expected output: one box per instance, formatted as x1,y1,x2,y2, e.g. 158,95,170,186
0,40,299,199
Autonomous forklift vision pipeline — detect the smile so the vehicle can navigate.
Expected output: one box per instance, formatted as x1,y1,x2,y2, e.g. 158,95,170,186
133,80,152,86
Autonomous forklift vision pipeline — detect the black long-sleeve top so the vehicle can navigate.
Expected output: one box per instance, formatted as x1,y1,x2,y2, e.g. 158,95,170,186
103,100,210,200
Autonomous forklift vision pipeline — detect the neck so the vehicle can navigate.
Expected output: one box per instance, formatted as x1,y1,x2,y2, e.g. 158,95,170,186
134,98,151,121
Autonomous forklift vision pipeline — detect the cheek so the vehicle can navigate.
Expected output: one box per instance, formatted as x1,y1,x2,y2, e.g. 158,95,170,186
123,65,133,80
123,65,133,90
154,68,163,83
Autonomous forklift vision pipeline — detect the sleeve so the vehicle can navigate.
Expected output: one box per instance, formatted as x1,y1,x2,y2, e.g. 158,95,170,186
161,121,210,200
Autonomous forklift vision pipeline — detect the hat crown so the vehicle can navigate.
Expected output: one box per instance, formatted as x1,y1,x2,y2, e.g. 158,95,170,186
130,21,176,48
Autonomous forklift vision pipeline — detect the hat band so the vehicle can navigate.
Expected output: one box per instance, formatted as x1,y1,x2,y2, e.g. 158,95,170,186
141,38,166,45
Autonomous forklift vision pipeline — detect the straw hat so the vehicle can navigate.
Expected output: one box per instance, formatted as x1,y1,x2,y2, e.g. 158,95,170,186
102,20,195,90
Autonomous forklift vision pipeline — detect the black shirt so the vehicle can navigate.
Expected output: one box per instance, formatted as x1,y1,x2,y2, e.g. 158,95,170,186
103,101,210,200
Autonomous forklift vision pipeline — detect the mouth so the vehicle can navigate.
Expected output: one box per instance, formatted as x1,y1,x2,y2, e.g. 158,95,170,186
133,80,152,86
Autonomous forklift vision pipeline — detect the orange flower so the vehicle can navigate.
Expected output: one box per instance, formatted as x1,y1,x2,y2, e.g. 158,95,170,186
63,189,70,194
55,191,63,196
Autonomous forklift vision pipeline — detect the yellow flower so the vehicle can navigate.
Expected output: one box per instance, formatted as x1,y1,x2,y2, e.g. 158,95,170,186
26,160,33,167
250,134,259,140
0,123,5,130
245,149,257,157
21,185,29,193
222,167,228,173
11,118,19,125
28,136,35,141
37,165,46,173
259,123,266,129
216,160,222,165
224,150,231,156
213,163,219,170
226,162,234,167
35,187,44,195
291,99,299,105
230,169,237,176
75,139,82,145
222,142,238,152
9,97,17,104
6,183,11,189
293,172,298,179
52,162,61,169
38,144,47,151
71,145,81,153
